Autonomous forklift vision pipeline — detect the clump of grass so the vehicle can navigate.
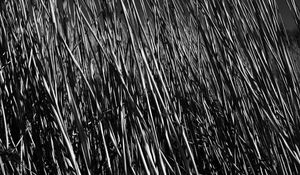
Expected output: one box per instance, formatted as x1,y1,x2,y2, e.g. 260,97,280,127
1,0,300,174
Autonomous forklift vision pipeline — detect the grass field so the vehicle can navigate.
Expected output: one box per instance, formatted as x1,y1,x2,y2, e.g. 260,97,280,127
1,0,300,174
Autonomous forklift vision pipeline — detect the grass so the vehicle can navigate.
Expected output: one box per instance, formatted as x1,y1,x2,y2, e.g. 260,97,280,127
0,0,300,174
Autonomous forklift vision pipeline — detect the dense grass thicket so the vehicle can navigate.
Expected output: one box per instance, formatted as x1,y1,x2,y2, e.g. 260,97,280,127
1,0,300,174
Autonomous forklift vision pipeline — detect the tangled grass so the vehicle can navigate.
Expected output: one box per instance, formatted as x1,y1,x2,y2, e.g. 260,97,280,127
0,0,300,174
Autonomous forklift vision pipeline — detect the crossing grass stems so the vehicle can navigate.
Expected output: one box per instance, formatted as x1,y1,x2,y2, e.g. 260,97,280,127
0,0,300,174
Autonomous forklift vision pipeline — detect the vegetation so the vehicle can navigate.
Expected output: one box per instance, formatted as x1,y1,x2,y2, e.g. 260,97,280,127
0,0,300,174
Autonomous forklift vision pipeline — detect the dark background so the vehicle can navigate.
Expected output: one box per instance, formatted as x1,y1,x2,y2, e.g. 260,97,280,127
54,0,299,31
276,0,299,30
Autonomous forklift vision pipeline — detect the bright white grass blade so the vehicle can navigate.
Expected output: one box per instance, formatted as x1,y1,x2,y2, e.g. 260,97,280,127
134,131,150,175
108,123,121,157
120,104,131,175
99,120,112,173
49,0,57,33
286,0,300,24
133,43,166,175
0,99,8,148
0,157,5,175
57,29,103,115
182,127,199,175
159,150,174,174
65,82,91,175
131,0,171,103
43,78,81,175
280,133,300,165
